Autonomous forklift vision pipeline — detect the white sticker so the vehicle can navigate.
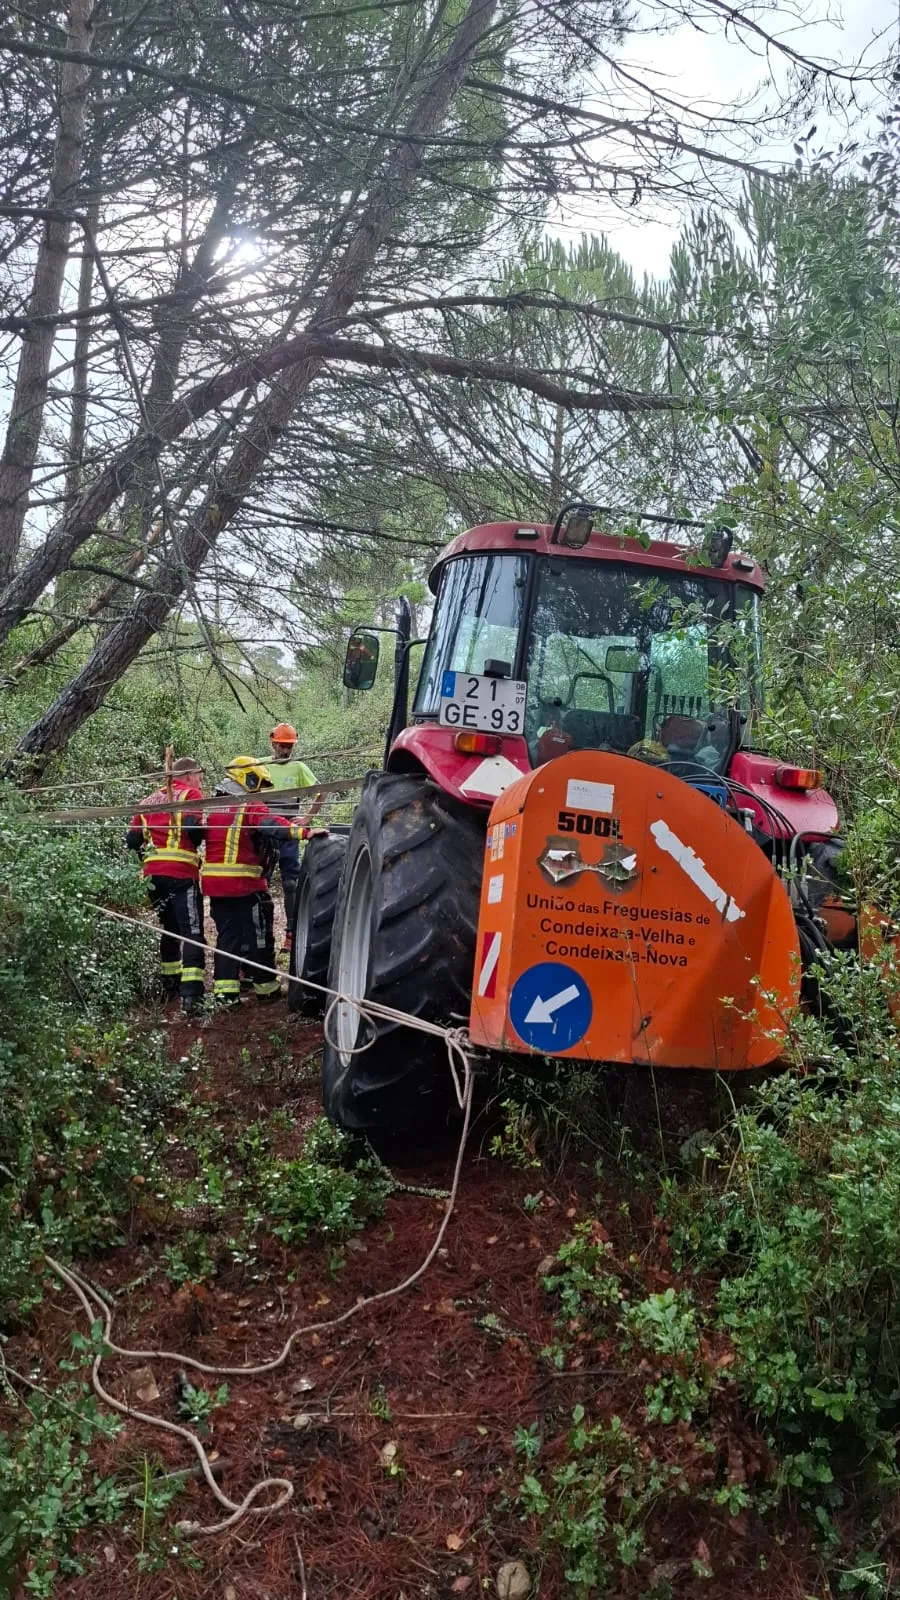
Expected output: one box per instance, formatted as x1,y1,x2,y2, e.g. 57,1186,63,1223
459,754,523,799
487,873,504,904
566,778,614,813
650,819,745,922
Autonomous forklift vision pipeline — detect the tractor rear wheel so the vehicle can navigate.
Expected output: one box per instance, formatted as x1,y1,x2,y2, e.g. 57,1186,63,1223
288,833,348,1016
322,771,485,1132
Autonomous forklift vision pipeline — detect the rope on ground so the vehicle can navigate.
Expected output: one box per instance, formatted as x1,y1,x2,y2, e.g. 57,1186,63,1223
45,901,477,1541
89,901,468,1046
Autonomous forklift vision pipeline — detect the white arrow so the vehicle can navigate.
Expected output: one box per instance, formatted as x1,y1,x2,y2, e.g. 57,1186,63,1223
524,984,581,1026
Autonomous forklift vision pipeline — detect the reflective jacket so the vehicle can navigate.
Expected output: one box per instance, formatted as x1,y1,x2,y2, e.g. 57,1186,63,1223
126,781,204,881
201,794,305,898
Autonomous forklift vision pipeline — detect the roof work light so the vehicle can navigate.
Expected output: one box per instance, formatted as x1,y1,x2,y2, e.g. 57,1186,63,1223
702,523,734,567
551,500,596,548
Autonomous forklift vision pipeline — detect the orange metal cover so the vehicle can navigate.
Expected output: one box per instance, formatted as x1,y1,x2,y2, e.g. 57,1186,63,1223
469,751,801,1070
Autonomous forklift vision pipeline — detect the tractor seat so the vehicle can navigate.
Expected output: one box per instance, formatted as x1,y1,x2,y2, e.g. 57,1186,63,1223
562,709,641,753
658,715,705,756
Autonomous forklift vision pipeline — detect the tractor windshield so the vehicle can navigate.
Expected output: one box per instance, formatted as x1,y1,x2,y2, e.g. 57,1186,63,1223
524,560,760,774
414,551,527,714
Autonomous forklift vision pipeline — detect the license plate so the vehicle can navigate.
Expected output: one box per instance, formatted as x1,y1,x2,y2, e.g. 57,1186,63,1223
439,670,527,735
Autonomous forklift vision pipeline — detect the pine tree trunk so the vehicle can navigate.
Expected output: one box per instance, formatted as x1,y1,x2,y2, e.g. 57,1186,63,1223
0,0,94,586
12,0,498,773
120,179,235,541
64,192,99,507
0,326,321,648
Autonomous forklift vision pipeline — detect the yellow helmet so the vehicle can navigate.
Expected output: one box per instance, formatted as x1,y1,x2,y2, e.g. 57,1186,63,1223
627,739,671,765
224,756,273,793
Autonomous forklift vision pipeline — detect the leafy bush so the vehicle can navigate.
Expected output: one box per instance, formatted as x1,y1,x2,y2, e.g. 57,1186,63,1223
0,1351,125,1598
250,1116,393,1247
509,952,900,1583
0,1330,184,1598
620,1288,710,1425
518,1410,692,1597
665,966,900,1506
0,792,173,1312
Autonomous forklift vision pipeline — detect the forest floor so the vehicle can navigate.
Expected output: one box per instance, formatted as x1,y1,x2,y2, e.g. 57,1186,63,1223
8,996,827,1600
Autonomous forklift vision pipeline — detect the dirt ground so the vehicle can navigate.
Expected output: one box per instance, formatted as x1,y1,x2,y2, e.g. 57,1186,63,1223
7,995,829,1600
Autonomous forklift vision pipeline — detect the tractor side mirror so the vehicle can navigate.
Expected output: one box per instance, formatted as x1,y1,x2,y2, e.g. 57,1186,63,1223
343,630,380,691
605,645,641,674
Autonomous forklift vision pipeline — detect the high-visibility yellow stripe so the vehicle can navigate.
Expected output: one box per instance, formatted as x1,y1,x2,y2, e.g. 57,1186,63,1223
140,807,199,868
253,980,281,997
214,978,241,996
181,967,205,982
223,804,245,867
168,812,182,853
160,960,183,976
203,863,262,878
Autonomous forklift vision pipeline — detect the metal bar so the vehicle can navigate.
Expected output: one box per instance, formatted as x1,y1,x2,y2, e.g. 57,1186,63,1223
34,775,366,824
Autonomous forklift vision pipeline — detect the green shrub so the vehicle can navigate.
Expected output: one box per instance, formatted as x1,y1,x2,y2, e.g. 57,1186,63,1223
518,1410,691,1597
0,1359,124,1598
664,959,900,1506
0,793,173,1311
250,1116,393,1247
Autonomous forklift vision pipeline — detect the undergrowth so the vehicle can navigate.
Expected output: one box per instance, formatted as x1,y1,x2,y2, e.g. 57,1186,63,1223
167,1083,394,1272
0,790,393,1593
0,796,165,1316
493,954,900,1596
0,1327,185,1598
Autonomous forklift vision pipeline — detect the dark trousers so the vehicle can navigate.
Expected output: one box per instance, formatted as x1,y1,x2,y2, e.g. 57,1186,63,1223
210,892,280,1001
239,890,275,987
146,876,205,999
267,860,297,947
282,879,298,942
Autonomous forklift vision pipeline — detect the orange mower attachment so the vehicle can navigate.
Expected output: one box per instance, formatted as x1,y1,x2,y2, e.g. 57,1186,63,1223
469,750,801,1071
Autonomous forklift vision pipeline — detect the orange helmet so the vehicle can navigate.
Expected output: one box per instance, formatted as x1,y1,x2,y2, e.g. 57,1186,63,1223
271,722,297,743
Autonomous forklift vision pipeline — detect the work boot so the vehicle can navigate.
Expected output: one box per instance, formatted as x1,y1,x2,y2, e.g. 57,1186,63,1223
181,995,205,1019
162,976,181,1001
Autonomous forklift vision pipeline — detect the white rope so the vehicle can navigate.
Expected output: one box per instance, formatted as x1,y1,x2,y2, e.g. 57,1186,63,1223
47,901,477,1540
91,901,461,1042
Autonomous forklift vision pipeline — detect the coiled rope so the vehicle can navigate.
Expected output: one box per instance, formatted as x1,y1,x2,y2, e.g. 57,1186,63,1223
45,902,477,1539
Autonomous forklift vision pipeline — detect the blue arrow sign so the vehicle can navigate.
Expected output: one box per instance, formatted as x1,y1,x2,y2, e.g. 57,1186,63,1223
509,961,592,1053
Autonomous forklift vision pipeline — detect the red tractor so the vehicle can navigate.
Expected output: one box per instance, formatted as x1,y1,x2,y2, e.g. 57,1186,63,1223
290,504,848,1132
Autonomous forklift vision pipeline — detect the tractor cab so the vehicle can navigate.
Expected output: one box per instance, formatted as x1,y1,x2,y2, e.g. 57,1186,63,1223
377,513,766,806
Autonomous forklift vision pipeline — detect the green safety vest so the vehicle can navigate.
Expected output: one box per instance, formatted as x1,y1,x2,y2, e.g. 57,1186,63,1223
268,757,318,797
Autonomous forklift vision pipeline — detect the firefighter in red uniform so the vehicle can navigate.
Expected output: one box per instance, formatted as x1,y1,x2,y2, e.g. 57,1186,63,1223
126,756,206,1013
201,757,307,1006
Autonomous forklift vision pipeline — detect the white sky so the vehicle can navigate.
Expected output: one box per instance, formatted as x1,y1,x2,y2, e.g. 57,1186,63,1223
561,0,898,281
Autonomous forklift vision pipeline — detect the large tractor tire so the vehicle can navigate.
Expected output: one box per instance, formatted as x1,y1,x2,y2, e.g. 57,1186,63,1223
288,832,349,1016
322,771,485,1133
